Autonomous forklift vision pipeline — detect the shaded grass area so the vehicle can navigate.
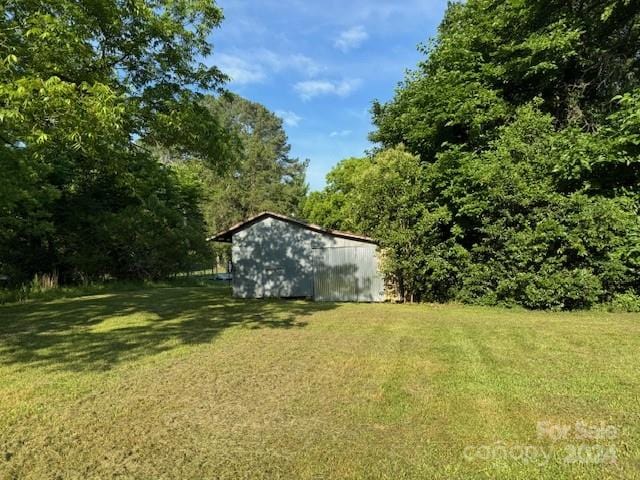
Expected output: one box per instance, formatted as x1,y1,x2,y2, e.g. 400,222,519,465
0,275,217,305
0,281,308,371
0,284,639,479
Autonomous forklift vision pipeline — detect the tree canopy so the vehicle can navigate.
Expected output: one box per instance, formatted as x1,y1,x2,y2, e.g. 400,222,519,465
167,93,308,268
371,0,640,160
0,0,232,282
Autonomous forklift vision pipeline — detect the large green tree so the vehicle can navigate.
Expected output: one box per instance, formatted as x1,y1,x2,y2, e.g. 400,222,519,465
0,0,231,282
197,93,308,235
302,157,370,232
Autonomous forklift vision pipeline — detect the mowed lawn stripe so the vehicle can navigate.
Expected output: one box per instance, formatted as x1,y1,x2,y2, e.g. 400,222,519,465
1,284,638,479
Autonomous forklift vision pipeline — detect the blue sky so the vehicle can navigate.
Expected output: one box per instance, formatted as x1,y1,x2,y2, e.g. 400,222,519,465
211,0,450,190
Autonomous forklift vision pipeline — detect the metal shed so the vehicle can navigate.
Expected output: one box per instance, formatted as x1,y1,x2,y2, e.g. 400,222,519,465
209,212,385,302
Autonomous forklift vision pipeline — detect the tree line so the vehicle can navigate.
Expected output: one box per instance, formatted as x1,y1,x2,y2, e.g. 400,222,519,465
4,0,640,310
304,0,640,309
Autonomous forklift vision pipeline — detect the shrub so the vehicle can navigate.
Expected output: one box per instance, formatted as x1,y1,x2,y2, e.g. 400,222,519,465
508,268,603,310
606,292,640,313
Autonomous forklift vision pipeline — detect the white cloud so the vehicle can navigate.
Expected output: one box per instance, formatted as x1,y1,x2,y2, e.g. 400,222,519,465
215,49,323,85
294,79,362,101
291,54,323,77
329,129,352,137
276,110,302,127
216,53,266,85
334,26,368,52
259,50,323,77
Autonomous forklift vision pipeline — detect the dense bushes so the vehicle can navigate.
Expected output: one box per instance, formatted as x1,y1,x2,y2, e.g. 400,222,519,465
606,292,640,313
306,121,640,309
0,141,212,285
305,97,640,309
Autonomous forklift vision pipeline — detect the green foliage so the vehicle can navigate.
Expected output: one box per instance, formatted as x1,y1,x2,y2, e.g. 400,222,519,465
302,157,370,231
157,94,309,269
197,94,308,234
352,148,434,301
371,0,640,159
310,105,639,310
0,0,230,283
606,291,640,313
440,106,640,308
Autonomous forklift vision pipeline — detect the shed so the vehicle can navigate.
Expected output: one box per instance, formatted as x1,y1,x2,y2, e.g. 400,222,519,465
209,212,385,302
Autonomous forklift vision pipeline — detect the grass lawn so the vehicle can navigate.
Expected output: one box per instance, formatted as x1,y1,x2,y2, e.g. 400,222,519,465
0,282,638,479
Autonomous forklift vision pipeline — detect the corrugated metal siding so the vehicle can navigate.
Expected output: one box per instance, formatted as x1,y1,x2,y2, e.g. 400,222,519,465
312,246,385,302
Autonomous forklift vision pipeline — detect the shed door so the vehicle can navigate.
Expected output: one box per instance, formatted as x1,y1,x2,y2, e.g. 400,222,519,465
312,246,384,302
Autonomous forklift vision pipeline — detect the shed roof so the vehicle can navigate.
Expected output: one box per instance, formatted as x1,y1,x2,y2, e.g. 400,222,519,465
207,211,377,244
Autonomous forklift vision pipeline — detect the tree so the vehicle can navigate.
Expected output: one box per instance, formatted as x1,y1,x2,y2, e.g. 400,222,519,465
436,104,640,309
303,148,467,303
301,157,371,231
198,93,308,235
0,0,231,283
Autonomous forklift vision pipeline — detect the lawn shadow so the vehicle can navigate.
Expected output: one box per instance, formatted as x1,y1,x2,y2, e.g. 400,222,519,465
0,284,338,372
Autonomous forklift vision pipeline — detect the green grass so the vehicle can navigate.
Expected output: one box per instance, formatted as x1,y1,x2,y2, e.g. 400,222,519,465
0,275,217,305
0,283,638,479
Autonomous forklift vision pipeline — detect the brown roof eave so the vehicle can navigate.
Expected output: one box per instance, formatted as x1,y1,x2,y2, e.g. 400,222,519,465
206,211,377,245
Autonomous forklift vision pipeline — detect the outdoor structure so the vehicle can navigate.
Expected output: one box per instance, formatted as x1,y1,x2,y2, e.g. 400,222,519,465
209,212,385,302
